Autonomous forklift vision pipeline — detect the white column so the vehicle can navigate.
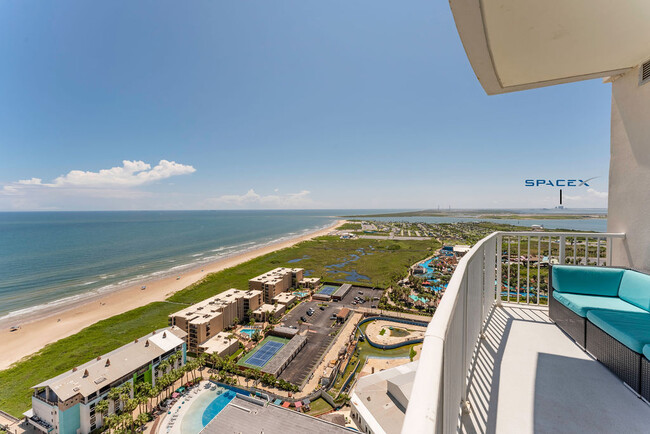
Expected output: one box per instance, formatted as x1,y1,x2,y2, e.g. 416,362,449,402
608,65,650,271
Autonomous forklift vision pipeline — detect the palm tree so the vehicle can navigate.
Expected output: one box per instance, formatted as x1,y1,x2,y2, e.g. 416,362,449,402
107,387,122,413
95,399,109,428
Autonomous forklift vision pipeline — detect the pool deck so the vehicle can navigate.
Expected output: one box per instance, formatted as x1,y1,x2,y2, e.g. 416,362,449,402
157,381,223,434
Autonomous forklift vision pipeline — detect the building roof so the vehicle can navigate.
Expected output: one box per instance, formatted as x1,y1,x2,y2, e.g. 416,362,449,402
202,396,352,434
250,267,303,285
270,326,298,338
300,277,321,282
448,0,650,94
33,326,186,401
261,335,307,376
170,288,244,323
198,331,238,355
254,303,279,314
333,283,352,297
337,307,350,318
273,292,297,304
351,361,418,434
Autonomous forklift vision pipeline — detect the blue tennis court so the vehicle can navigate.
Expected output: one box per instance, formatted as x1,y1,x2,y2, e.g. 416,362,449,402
318,285,339,295
245,341,284,367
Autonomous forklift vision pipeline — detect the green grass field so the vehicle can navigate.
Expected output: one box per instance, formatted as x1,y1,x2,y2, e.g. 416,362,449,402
237,336,290,369
305,397,334,415
0,235,440,417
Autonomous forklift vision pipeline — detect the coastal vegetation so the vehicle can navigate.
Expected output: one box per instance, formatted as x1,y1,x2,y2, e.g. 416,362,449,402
169,236,440,304
336,222,362,231
345,209,606,219
0,235,440,417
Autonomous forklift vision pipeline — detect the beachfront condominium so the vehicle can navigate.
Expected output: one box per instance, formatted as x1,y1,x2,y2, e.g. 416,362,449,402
168,288,262,353
248,267,304,303
26,327,186,434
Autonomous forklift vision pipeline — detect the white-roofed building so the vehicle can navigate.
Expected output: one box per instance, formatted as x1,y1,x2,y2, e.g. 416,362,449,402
350,361,418,434
26,326,186,434
198,331,240,358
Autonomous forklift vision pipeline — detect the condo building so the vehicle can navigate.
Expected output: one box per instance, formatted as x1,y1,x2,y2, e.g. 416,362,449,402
168,288,262,353
248,267,304,303
26,327,186,434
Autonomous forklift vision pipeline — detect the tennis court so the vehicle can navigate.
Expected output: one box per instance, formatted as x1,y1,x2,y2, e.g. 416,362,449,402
318,285,339,295
238,336,289,369
246,341,283,367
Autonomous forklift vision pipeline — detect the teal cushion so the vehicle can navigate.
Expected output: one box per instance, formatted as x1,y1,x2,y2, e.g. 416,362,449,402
618,270,650,312
552,265,624,296
587,309,650,353
553,291,645,317
643,344,650,361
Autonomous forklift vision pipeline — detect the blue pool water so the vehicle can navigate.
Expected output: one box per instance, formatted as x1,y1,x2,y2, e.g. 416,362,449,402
240,328,256,337
180,383,251,433
410,294,428,303
293,291,309,298
201,389,238,426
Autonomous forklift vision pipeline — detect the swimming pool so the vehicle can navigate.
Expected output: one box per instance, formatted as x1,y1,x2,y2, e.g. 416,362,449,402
240,328,257,338
178,384,248,433
410,294,428,303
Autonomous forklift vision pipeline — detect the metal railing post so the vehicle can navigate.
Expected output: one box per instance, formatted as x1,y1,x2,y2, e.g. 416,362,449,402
559,235,566,265
607,236,613,266
496,234,502,307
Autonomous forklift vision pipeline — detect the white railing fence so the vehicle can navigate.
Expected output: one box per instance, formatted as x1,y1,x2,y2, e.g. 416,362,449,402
401,231,625,434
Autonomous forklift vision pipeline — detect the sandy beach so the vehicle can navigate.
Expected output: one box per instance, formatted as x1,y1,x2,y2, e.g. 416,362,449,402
0,220,344,371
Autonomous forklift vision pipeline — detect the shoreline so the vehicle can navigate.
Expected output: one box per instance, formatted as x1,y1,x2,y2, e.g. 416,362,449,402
0,219,344,370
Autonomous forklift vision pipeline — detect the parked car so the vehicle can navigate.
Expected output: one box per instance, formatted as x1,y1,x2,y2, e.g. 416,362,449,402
371,305,377,308
358,291,364,294
319,306,325,310
307,311,314,316
300,316,307,322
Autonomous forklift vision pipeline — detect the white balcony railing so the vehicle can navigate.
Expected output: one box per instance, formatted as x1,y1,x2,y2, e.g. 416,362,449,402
401,231,625,434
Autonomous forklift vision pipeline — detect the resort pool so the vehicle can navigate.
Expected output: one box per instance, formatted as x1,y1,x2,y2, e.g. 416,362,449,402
178,384,248,433
240,328,257,338
410,294,428,303
293,291,309,298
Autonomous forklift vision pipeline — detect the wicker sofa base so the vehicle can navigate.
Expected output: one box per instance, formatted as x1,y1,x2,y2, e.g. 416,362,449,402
586,320,641,393
642,356,650,401
549,294,586,347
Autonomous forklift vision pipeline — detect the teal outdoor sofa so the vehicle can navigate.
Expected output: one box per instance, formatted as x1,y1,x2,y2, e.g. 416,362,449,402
550,265,650,398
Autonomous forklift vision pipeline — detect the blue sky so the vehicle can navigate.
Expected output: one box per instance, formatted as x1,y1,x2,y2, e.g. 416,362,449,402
0,1,611,211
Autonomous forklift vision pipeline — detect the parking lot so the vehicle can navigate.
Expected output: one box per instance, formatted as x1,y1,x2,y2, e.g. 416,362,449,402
277,285,384,385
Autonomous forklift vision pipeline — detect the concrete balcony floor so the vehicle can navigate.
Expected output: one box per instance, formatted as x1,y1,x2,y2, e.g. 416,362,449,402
461,304,650,434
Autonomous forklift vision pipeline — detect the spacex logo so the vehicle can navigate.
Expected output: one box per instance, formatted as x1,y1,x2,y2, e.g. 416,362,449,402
524,177,598,187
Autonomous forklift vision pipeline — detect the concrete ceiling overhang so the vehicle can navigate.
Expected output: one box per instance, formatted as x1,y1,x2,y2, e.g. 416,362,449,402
449,0,650,94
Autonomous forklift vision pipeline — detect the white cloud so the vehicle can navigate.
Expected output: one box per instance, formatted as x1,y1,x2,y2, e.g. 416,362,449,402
3,160,195,193
17,178,43,185
45,160,195,188
0,160,196,210
205,189,313,209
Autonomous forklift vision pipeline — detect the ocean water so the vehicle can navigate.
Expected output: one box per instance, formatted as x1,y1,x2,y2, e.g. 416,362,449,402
0,210,339,322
